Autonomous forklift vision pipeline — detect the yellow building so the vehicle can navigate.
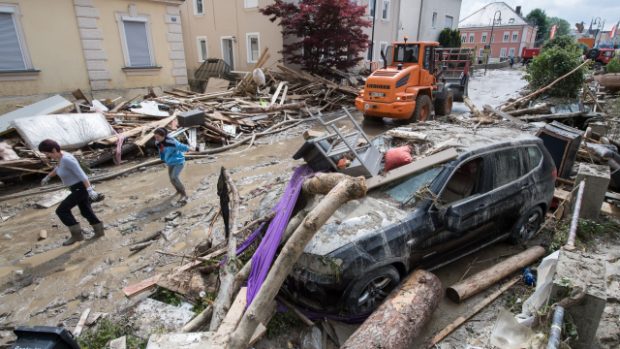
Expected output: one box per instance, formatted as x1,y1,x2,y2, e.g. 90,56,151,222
0,0,188,102
180,0,283,77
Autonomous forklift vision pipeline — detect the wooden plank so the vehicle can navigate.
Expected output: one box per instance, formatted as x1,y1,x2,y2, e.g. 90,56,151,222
207,111,254,127
134,113,178,147
123,247,227,298
366,148,459,190
73,308,91,337
601,202,620,217
215,287,247,337
205,78,231,93
100,114,176,145
270,82,285,106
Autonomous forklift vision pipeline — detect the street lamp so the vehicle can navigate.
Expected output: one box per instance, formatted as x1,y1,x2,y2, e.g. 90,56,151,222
484,10,502,75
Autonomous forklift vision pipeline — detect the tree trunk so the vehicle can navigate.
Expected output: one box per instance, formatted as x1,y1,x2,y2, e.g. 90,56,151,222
302,172,350,195
209,168,241,331
385,129,428,142
463,96,485,119
227,176,367,349
182,306,213,332
341,270,442,349
518,111,584,122
446,246,546,303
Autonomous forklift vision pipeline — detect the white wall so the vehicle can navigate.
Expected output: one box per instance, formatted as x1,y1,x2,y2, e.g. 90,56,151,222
399,0,462,41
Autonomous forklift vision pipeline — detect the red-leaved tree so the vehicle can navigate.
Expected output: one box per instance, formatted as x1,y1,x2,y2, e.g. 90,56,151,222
261,0,371,73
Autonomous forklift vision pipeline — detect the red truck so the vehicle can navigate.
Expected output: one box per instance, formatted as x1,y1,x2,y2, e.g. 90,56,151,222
521,47,541,64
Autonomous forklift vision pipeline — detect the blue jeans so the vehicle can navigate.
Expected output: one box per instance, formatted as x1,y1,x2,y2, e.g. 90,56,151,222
167,164,186,196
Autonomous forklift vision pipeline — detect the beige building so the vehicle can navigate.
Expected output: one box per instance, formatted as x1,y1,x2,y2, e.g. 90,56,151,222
180,0,283,77
0,0,188,102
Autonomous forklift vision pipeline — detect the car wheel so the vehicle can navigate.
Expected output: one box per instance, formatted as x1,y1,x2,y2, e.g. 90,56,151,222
345,266,400,314
509,206,544,244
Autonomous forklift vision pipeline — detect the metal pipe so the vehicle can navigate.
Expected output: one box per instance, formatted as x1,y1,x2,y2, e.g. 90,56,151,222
565,180,586,250
369,0,377,63
546,305,565,349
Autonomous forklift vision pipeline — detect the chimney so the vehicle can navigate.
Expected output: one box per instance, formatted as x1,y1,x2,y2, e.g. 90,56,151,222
516,6,522,15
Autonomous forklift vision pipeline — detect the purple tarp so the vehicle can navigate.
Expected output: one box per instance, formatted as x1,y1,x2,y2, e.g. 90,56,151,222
246,165,313,305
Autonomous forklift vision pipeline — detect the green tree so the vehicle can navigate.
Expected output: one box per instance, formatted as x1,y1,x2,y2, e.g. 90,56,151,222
526,9,548,46
525,46,586,98
542,35,579,51
548,17,571,37
438,28,462,47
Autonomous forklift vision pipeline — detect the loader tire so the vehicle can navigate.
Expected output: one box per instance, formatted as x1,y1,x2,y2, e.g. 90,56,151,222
412,94,433,122
434,90,454,116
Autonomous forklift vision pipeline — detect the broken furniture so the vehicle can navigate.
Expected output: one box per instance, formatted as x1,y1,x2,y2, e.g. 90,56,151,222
0,95,72,135
178,109,206,128
536,121,583,179
308,107,381,178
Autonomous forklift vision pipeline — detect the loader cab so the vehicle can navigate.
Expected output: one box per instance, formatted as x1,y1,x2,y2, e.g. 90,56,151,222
385,41,439,87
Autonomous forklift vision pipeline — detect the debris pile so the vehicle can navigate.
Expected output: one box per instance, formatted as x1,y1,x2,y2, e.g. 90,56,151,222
0,49,363,185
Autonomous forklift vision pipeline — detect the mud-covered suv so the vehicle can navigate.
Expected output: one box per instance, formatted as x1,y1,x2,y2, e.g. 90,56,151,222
285,126,556,315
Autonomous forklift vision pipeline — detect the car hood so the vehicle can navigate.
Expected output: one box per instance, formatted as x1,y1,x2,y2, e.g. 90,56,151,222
303,196,408,256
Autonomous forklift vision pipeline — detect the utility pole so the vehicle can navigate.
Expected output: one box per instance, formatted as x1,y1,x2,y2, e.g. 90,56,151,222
369,0,377,64
484,10,502,75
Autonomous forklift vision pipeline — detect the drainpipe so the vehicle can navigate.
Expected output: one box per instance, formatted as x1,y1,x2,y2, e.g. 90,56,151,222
416,0,424,41
546,305,565,349
369,0,377,65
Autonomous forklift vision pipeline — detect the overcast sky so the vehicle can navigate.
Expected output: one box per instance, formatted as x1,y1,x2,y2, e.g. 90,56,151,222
460,0,620,30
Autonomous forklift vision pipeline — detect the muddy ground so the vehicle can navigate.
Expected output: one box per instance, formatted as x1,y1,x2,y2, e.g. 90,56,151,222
2,68,617,348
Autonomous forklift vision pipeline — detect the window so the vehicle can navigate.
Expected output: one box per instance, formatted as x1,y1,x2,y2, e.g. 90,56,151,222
379,41,388,61
193,0,204,15
491,149,523,189
508,47,515,57
432,12,437,28
383,167,442,205
369,0,375,17
526,147,542,171
246,33,260,63
119,17,155,67
461,34,466,43
469,33,474,43
0,6,31,71
512,31,519,42
444,15,453,28
197,36,207,62
481,32,488,43
440,157,485,204
500,47,507,57
381,0,390,20
394,44,419,63
502,31,509,42
244,0,258,8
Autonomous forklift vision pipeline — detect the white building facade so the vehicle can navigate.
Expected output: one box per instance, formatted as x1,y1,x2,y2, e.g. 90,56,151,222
398,0,462,41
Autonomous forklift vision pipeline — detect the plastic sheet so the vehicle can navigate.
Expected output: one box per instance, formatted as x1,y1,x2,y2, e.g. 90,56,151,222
519,251,560,320
490,308,534,349
12,113,115,150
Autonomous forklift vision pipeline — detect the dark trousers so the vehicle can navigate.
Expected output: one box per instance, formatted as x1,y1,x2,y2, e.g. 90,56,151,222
56,182,101,227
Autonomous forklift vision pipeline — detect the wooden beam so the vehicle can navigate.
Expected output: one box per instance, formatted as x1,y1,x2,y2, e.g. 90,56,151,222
366,148,458,190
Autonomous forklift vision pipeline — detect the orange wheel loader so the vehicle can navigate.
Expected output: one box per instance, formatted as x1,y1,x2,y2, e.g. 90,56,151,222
355,40,472,123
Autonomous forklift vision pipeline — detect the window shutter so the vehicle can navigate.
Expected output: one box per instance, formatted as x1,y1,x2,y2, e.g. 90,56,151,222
123,20,152,67
0,13,26,71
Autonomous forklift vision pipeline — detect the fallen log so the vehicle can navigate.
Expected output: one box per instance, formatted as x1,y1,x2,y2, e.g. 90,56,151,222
506,103,551,116
182,306,212,332
209,168,241,331
463,96,485,119
501,59,591,111
426,276,520,348
482,105,525,125
341,270,442,349
227,175,367,349
446,245,546,303
518,111,585,122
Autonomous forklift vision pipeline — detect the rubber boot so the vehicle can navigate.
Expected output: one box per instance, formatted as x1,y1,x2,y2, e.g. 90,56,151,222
92,222,104,238
63,224,85,246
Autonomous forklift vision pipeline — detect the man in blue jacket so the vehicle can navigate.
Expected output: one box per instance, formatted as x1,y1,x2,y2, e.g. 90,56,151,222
154,128,190,202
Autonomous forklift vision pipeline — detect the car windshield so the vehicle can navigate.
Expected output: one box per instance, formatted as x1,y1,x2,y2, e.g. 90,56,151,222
380,166,443,205
393,44,419,63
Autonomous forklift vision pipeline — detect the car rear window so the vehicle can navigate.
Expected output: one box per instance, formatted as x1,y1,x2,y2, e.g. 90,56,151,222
526,146,542,171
